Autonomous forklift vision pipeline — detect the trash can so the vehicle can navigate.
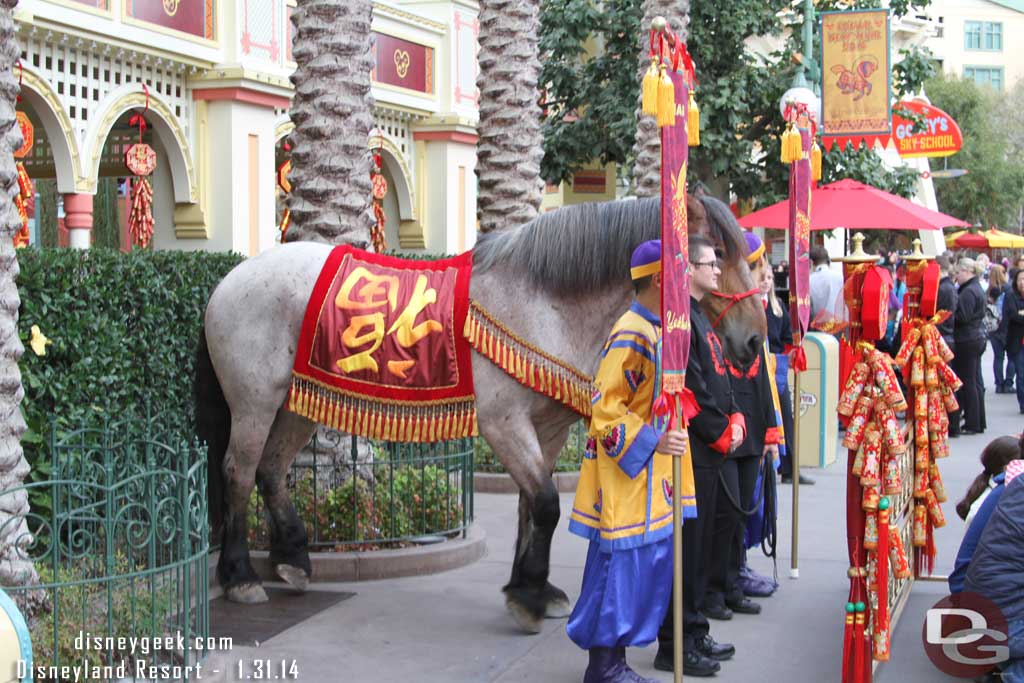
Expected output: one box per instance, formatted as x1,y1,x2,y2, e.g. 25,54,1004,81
791,331,839,469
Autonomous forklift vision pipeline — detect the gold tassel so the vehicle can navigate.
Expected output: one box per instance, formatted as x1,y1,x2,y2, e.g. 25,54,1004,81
642,57,659,116
361,410,371,437
656,65,675,128
780,125,797,164
791,129,805,163
688,90,700,147
812,142,822,181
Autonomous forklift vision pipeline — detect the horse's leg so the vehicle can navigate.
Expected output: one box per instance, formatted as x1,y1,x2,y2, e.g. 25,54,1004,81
218,414,274,604
256,410,316,592
535,427,572,619
483,414,562,633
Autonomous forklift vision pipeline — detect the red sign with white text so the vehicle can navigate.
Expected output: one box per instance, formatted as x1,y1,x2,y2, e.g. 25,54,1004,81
891,100,963,158
372,32,434,95
127,0,214,40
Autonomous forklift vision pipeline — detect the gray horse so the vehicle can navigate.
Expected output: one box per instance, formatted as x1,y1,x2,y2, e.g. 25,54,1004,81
194,194,766,633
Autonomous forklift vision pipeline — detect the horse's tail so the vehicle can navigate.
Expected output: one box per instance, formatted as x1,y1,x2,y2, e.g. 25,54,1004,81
194,315,230,542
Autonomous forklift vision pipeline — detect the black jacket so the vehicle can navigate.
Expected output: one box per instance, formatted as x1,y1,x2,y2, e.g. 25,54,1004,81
953,277,987,345
989,282,1011,344
936,276,957,344
686,298,740,468
1003,288,1024,352
765,300,792,355
964,477,1024,622
728,348,778,460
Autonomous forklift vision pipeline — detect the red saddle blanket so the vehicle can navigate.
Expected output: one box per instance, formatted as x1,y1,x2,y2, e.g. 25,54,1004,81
289,245,476,442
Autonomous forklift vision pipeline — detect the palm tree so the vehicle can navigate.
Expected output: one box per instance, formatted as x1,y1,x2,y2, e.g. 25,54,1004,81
0,0,39,598
286,0,375,245
632,0,690,198
476,0,544,233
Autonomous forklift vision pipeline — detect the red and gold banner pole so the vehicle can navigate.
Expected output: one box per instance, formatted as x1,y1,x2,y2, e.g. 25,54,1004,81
645,17,699,682
781,102,813,578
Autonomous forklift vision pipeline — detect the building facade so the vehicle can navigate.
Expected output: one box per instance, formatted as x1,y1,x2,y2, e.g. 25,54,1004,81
13,0,481,255
923,0,1024,90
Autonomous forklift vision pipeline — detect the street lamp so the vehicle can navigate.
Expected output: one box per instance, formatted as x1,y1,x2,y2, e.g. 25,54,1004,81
778,0,821,118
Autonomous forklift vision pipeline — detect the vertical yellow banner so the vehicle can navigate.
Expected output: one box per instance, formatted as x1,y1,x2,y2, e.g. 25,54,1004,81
820,9,891,148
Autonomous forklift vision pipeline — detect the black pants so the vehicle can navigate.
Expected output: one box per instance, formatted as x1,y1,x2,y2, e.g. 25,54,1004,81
659,461,720,652
707,455,762,608
952,338,986,433
777,384,796,477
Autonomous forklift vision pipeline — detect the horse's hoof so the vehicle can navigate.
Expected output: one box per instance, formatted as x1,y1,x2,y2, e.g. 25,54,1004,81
226,583,268,604
543,583,572,619
276,564,310,592
504,591,544,634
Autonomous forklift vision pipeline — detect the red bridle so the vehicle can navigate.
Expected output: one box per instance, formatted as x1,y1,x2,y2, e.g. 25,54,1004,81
709,288,760,328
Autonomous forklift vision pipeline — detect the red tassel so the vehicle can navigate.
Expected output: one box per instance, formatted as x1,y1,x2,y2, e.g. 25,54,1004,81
679,388,700,423
792,346,808,373
875,499,890,659
842,602,855,682
853,602,866,683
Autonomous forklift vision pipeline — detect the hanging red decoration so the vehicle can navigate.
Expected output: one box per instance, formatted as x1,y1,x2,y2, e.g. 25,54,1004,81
369,136,388,253
277,157,292,241
125,85,155,248
13,66,34,249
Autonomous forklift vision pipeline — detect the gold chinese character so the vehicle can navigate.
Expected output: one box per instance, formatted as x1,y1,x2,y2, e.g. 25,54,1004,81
387,274,443,347
337,313,385,373
335,267,399,312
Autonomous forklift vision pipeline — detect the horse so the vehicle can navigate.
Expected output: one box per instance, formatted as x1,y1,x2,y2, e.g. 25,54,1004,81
194,193,766,634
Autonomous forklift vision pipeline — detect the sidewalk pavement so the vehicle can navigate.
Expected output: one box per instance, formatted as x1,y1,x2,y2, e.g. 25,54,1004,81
200,371,1019,682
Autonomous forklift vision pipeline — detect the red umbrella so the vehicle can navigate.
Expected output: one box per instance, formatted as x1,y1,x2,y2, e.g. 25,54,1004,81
737,178,970,231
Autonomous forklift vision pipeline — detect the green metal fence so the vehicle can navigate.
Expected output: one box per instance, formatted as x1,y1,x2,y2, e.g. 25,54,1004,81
0,413,209,681
248,432,474,550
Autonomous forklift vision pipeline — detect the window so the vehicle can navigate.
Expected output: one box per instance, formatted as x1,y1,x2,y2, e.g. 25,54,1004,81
965,21,1002,50
964,66,1004,90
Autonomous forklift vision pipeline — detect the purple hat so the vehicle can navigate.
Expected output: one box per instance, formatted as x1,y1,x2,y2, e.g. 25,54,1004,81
744,232,765,265
630,240,661,280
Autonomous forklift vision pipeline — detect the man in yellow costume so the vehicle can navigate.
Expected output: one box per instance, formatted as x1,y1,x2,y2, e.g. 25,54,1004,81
567,240,693,683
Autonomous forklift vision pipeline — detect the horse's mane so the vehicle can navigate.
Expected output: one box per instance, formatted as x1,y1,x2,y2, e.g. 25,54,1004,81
472,198,660,295
699,194,750,263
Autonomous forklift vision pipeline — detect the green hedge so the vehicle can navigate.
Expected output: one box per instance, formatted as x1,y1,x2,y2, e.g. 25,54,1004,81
16,247,246,471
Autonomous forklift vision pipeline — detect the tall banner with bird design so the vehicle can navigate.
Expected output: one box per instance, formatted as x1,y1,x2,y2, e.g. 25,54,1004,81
820,9,891,150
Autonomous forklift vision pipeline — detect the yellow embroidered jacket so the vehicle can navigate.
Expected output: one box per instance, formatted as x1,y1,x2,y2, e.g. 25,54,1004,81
569,302,697,552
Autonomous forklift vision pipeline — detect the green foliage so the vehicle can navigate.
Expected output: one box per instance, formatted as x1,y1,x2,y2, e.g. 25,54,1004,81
28,553,179,674
475,421,587,474
925,74,1024,228
248,464,465,548
17,247,245,477
539,0,643,185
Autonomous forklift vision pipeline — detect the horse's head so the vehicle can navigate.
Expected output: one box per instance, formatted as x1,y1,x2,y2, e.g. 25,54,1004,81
690,194,767,367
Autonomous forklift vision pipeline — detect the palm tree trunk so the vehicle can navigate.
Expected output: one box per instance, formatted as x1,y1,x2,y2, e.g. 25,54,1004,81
631,0,690,198
0,0,39,597
476,0,544,233
286,0,375,245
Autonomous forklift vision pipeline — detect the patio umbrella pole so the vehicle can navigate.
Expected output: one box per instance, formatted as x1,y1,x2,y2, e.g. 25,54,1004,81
791,368,801,578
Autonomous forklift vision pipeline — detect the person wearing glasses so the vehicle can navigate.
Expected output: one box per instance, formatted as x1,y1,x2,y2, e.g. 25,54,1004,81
655,235,744,677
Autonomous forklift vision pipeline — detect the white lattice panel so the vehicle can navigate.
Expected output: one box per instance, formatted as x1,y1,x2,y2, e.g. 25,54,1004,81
240,0,280,62
19,29,193,156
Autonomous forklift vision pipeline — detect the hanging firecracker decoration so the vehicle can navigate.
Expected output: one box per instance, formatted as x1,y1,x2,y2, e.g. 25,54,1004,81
369,135,388,253
13,63,33,249
125,85,156,249
277,143,292,241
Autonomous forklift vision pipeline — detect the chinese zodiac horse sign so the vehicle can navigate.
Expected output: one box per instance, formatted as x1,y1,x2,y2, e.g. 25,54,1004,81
831,56,879,101
195,194,766,633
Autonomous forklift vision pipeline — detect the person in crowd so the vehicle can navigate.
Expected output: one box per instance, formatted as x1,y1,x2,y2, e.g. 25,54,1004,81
962,459,1024,682
1016,254,1024,274
566,240,689,683
809,246,843,325
703,233,780,623
949,436,1020,594
760,247,812,486
1003,268,1024,414
655,235,743,677
987,265,1013,394
936,253,958,351
951,257,986,435
977,253,991,291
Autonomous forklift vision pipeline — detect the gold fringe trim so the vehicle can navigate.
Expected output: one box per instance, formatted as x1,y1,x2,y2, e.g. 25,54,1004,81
287,375,477,443
465,300,594,417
